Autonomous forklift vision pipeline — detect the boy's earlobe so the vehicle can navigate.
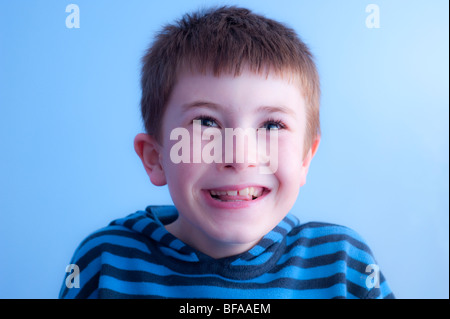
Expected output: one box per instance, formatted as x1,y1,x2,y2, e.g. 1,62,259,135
134,133,167,186
302,136,320,167
299,136,321,187
310,136,320,159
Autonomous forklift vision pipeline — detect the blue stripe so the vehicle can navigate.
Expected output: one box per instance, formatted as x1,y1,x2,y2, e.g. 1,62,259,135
377,281,392,299
288,225,368,246
277,240,374,265
100,275,347,298
150,226,167,242
167,237,187,251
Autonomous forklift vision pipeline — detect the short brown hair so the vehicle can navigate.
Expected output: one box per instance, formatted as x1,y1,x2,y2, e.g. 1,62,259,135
140,6,320,152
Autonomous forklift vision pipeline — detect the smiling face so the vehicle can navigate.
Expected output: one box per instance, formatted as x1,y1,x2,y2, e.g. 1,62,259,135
135,68,319,258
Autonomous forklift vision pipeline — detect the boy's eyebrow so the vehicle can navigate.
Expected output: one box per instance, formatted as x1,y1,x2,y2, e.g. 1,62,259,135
181,100,222,112
257,105,296,117
182,100,296,117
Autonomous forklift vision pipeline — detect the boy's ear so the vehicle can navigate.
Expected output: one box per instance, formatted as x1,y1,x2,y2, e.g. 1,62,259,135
299,136,321,187
134,133,167,186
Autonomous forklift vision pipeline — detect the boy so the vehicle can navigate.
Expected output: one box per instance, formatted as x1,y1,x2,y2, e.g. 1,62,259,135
60,6,394,299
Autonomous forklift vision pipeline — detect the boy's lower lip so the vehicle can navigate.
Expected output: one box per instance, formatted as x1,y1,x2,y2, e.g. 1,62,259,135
201,188,270,210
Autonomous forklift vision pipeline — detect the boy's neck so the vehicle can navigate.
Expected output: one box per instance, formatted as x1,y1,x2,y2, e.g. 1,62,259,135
164,218,260,259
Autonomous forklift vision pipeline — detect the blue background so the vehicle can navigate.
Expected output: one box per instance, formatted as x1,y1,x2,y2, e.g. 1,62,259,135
0,0,448,298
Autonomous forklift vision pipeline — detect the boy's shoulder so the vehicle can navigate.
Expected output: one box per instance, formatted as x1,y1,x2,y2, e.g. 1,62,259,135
288,219,378,265
292,220,373,250
285,219,394,299
59,207,171,298
70,206,177,258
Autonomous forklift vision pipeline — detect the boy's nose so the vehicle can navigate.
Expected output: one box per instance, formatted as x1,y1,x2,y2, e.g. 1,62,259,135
219,160,257,172
218,131,259,172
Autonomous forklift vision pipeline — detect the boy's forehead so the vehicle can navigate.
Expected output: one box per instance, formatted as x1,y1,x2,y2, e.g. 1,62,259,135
160,67,307,133
174,65,306,102
171,70,305,112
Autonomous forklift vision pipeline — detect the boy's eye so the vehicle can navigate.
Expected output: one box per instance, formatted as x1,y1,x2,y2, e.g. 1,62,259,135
194,116,219,127
261,120,286,130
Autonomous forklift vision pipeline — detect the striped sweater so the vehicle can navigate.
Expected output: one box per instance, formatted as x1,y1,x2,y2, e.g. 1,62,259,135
59,205,394,299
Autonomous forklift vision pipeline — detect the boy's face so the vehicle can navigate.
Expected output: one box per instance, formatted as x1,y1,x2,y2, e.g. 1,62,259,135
136,68,319,258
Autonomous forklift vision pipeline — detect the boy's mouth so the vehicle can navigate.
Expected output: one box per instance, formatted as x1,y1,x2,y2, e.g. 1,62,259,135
207,186,268,202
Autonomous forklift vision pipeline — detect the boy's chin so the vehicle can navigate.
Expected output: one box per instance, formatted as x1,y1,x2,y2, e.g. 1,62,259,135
199,209,284,248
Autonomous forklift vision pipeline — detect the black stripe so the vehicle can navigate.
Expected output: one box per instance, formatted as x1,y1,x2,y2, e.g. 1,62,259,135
347,279,371,299
269,250,373,276
283,215,297,229
141,222,160,238
383,292,395,299
123,214,147,230
160,232,178,247
271,225,289,237
99,264,348,291
257,237,276,249
364,287,381,299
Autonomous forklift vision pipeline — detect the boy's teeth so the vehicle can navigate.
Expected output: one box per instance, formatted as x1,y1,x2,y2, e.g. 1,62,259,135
209,187,264,199
238,188,249,196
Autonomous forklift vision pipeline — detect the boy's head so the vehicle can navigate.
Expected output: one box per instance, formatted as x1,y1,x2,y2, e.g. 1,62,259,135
140,6,320,153
135,6,321,258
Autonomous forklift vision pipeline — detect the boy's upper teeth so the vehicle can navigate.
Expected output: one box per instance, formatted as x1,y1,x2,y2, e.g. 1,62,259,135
210,187,263,197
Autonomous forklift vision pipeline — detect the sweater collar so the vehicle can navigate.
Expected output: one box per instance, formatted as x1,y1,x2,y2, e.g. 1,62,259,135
111,205,299,279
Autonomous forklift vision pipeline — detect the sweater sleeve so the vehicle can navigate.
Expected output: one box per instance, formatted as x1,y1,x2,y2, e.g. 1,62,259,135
59,227,112,299
339,225,394,299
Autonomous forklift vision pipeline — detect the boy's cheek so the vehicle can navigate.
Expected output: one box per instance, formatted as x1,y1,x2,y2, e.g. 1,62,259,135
274,151,305,195
163,162,197,183
276,141,304,169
